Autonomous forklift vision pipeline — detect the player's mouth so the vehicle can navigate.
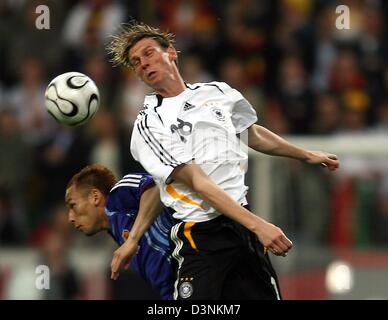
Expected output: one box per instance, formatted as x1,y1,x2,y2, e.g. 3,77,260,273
147,71,156,79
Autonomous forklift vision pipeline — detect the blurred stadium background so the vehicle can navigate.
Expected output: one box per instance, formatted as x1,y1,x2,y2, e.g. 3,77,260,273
0,0,387,300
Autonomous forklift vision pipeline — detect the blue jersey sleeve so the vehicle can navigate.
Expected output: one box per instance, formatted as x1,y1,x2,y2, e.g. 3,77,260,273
138,173,155,197
107,173,154,210
106,173,154,244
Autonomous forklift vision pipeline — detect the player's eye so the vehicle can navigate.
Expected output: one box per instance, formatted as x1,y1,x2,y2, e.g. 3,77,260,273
145,50,153,57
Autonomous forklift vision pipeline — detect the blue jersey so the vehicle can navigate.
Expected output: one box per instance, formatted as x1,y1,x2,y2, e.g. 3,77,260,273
105,173,176,300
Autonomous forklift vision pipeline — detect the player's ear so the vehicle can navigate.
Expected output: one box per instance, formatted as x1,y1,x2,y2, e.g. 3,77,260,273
167,46,178,62
90,189,103,206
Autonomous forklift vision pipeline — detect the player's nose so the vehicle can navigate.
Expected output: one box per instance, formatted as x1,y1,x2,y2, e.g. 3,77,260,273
140,57,149,69
68,210,75,224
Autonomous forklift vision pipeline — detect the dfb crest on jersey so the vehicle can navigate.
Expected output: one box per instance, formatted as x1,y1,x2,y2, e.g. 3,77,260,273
211,107,226,122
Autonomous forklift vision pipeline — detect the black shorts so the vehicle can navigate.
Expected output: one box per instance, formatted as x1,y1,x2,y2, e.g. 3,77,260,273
170,212,282,300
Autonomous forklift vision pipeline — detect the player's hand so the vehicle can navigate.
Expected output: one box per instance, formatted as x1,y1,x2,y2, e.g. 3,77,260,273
305,151,339,172
110,238,139,280
254,221,293,257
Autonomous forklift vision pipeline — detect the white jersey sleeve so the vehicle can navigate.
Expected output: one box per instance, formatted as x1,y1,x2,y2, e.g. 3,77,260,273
131,112,192,185
213,81,258,133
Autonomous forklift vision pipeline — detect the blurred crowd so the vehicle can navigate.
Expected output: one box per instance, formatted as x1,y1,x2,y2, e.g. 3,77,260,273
0,0,387,254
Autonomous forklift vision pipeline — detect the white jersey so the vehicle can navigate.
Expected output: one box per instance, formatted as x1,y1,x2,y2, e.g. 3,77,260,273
130,81,258,222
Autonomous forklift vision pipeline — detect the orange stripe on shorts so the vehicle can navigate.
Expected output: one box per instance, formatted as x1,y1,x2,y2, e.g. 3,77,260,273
183,221,198,251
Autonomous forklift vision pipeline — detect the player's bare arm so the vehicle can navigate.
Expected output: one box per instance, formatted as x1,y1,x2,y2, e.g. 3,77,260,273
111,184,163,280
171,163,292,256
247,124,340,171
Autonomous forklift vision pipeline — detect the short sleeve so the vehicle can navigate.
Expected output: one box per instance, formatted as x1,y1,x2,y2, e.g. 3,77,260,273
107,173,154,217
138,174,155,196
131,113,192,184
213,82,258,133
231,99,258,133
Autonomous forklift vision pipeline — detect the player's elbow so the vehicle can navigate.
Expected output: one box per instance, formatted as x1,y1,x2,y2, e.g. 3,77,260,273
170,163,212,194
248,125,263,148
190,177,206,194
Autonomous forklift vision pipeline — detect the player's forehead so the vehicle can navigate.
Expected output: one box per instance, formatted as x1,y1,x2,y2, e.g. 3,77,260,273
65,185,75,203
65,185,85,202
129,38,162,58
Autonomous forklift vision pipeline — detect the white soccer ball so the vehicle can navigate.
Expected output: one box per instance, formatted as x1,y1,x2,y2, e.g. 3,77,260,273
44,72,100,126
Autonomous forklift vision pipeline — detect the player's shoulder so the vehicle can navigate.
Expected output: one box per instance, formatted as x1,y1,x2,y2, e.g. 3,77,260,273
206,81,232,90
133,93,160,117
143,92,160,106
110,173,151,193
134,100,162,125
186,81,236,95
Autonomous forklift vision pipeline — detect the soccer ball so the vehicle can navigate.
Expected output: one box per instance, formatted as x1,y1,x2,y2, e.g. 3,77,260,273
44,72,100,126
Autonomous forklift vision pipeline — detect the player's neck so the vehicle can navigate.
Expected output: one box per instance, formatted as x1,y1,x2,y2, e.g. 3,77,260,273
154,70,186,98
100,208,110,231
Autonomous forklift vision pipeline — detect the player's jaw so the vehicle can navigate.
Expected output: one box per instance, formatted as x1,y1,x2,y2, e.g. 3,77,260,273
66,201,102,236
79,224,100,236
142,69,159,85
71,213,101,236
141,67,179,94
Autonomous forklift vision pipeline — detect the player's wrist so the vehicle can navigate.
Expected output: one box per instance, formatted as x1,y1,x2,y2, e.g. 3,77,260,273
126,231,141,243
303,150,318,163
293,148,310,162
244,212,267,234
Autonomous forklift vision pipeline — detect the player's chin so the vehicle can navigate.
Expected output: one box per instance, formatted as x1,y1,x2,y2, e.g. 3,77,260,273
143,78,157,88
145,74,161,87
84,228,99,237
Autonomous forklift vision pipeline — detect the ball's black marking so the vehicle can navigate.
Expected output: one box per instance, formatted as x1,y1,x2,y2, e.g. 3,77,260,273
46,83,79,118
67,93,99,126
66,75,89,89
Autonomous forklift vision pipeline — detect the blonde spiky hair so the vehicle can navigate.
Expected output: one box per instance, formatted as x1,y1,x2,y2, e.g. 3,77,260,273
107,21,176,68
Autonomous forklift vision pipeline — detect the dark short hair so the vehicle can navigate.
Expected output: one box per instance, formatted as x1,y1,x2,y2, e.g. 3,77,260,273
107,21,176,68
66,164,117,197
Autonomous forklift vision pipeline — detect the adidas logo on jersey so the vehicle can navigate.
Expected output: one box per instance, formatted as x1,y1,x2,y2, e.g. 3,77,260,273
183,102,195,111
